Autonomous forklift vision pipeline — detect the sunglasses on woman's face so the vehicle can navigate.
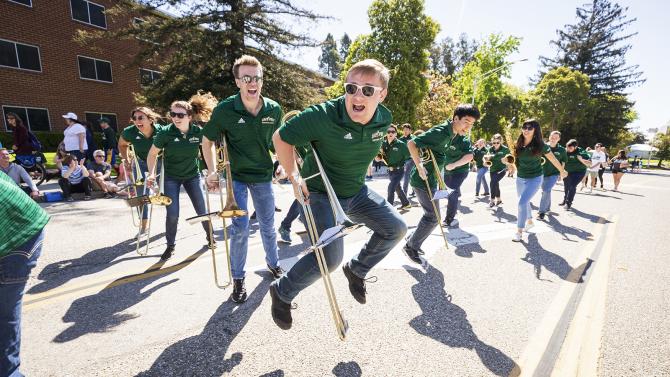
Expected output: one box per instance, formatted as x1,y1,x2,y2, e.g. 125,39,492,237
492,141,500,145
387,129,397,134
132,115,145,121
344,83,382,97
522,125,535,131
169,111,188,119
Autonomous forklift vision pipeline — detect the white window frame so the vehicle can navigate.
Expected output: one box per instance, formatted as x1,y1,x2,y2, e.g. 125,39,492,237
0,38,42,73
77,55,113,83
139,68,162,86
6,0,33,7
2,105,51,132
70,0,107,30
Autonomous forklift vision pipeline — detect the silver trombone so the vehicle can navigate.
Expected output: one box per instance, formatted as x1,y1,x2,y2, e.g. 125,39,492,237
123,144,145,228
186,137,245,289
419,148,450,250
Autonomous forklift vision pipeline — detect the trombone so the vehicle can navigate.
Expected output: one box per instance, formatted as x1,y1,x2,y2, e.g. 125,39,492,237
419,149,450,250
123,144,145,227
186,136,245,289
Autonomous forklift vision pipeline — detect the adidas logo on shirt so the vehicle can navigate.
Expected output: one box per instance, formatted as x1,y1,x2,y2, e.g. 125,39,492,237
136,136,141,140
238,118,246,124
344,133,352,140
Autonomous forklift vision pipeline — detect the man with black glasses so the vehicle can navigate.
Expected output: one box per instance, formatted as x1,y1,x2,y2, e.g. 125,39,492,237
202,55,284,304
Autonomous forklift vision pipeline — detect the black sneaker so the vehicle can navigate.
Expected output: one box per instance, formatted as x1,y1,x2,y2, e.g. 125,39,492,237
483,193,490,196
231,278,248,303
267,264,284,279
160,245,175,261
538,212,546,220
565,203,572,210
206,233,217,247
558,201,566,206
403,244,422,264
342,263,375,304
489,200,495,208
269,282,292,330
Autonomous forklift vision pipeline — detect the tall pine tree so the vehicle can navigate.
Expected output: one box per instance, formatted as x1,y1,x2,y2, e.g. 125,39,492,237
318,33,341,78
539,0,644,147
340,33,352,62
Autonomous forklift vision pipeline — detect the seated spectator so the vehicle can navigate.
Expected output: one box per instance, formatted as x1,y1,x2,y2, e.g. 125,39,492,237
87,150,126,198
0,148,40,200
59,154,92,202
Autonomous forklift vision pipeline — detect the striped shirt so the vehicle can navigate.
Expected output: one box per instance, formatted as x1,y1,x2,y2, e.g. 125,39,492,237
61,165,85,184
0,172,49,257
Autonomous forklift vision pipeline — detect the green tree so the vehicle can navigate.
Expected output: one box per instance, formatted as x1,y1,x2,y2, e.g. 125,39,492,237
340,33,352,62
76,0,327,111
429,34,478,80
327,0,439,125
318,33,341,78
415,72,458,129
653,132,670,167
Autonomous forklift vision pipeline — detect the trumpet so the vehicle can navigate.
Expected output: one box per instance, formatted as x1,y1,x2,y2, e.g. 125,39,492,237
186,136,245,289
483,147,493,168
419,148,450,250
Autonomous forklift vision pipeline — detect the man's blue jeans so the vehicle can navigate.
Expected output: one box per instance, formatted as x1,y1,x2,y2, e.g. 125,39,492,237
516,176,543,229
1,229,44,377
387,167,409,206
163,175,210,247
539,174,559,214
442,171,469,222
475,167,489,195
280,199,302,232
563,171,586,206
406,185,440,251
402,159,414,195
230,181,279,279
275,185,407,303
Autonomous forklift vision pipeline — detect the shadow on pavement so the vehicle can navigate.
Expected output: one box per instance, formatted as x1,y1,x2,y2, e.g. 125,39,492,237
332,361,362,377
134,271,272,377
544,215,593,242
565,207,609,223
491,207,517,224
28,234,165,294
407,264,516,376
519,234,583,283
53,247,208,343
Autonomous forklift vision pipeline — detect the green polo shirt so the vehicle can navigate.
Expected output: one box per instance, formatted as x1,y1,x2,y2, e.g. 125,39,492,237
543,143,567,177
121,124,162,161
489,145,511,173
565,147,591,173
381,138,410,168
399,134,414,143
278,96,392,198
473,147,488,169
203,94,283,183
153,123,204,179
0,172,49,257
515,143,551,178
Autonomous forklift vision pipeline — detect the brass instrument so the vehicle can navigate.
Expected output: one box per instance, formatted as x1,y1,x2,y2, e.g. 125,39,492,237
186,136,245,289
483,146,493,168
503,118,517,175
419,149,450,250
376,150,388,166
540,156,546,165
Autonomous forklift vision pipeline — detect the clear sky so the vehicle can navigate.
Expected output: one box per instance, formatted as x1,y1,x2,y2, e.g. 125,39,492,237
281,0,669,132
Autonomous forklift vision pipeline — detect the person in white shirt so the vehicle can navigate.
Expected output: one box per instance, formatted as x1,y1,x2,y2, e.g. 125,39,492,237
62,112,88,161
586,143,607,193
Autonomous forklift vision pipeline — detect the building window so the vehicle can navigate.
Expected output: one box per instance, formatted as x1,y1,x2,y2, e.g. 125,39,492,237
77,56,113,83
7,0,32,7
139,68,162,86
85,112,118,132
2,105,50,131
0,39,41,72
70,0,107,29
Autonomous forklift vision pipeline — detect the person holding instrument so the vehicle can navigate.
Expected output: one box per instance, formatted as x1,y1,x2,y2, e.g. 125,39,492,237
201,55,284,304
472,138,490,197
537,130,567,220
402,104,480,263
377,124,411,209
268,59,407,331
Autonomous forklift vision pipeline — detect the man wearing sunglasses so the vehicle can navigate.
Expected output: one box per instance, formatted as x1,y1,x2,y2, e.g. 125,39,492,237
268,59,407,330
202,55,284,304
403,104,479,263
377,124,411,209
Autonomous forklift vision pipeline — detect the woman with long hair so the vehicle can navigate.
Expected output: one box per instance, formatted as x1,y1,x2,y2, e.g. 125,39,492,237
609,150,628,191
512,120,567,242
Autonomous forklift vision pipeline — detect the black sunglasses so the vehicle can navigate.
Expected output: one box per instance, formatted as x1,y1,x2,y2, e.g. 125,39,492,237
344,83,382,97
492,141,500,144
169,111,189,119
522,125,535,130
387,129,397,133
238,75,263,84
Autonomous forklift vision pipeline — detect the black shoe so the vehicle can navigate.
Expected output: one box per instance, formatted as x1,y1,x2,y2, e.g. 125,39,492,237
342,263,373,304
403,244,422,264
483,192,490,196
231,278,248,303
160,246,175,261
538,212,545,220
206,233,217,246
274,206,281,212
558,201,566,206
250,211,257,220
267,264,284,279
565,203,572,210
269,283,292,330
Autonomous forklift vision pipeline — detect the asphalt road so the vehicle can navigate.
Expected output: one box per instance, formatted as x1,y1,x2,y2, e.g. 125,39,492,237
19,168,670,376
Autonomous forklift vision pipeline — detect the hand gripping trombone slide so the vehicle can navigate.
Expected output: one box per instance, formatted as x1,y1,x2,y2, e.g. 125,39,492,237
284,110,361,340
186,137,246,289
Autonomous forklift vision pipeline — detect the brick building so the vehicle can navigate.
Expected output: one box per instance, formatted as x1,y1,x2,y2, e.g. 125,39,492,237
0,0,162,134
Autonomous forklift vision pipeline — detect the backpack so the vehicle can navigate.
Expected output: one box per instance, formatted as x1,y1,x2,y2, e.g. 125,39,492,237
27,130,42,152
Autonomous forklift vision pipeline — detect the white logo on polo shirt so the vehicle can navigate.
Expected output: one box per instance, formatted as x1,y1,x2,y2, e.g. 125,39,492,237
238,118,245,124
174,137,180,142
262,116,275,124
344,133,352,140
371,131,384,141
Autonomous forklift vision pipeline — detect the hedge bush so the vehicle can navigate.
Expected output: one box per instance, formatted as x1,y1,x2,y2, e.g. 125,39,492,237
0,132,105,153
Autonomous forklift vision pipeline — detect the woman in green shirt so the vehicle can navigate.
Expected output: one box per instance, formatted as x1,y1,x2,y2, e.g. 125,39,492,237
512,120,567,242
560,139,592,210
146,100,213,260
488,133,511,207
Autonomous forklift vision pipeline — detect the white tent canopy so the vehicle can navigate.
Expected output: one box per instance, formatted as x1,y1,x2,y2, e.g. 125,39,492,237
627,143,659,164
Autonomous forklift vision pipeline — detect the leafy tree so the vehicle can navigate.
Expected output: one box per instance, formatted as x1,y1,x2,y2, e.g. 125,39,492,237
327,0,439,125
76,0,328,111
318,33,341,78
340,33,352,62
429,34,478,80
653,132,670,167
415,72,458,129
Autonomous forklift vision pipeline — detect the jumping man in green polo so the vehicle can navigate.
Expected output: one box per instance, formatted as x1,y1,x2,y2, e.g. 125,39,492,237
268,59,408,330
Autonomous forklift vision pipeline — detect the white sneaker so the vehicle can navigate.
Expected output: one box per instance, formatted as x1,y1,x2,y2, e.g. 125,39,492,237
513,232,522,242
525,220,535,232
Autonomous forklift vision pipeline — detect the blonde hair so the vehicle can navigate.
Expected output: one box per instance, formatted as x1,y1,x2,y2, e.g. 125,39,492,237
492,133,503,141
346,59,390,88
131,106,161,123
232,55,263,78
189,91,218,123
170,100,192,116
